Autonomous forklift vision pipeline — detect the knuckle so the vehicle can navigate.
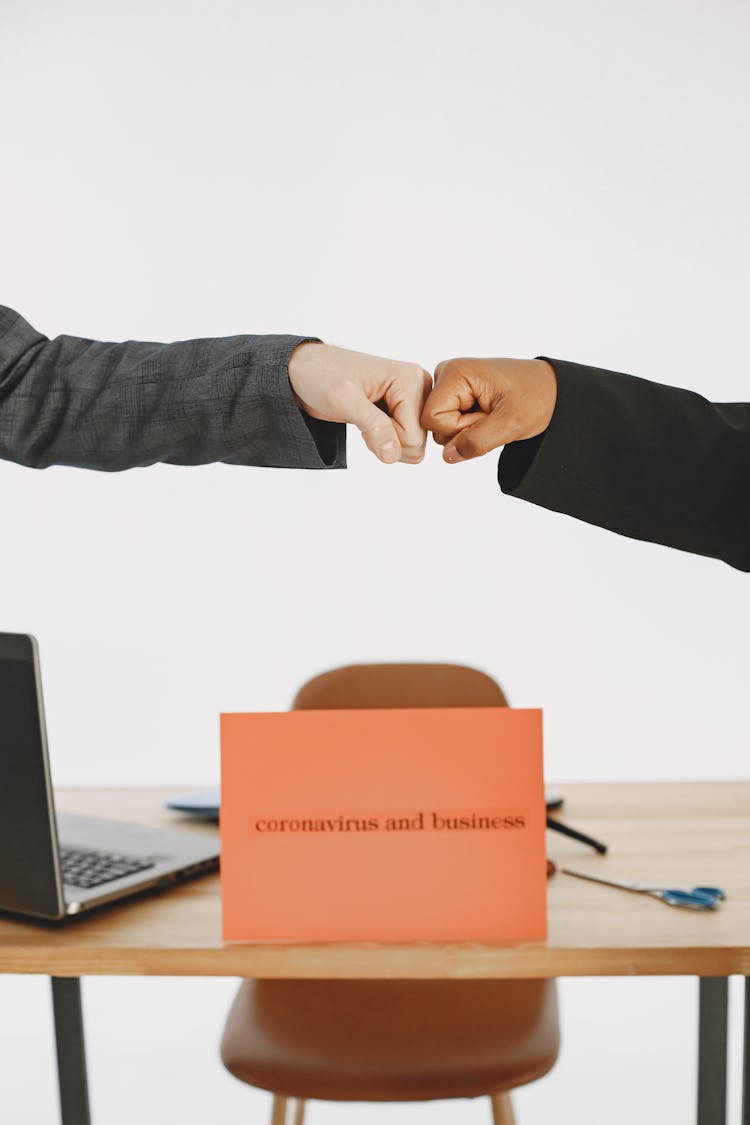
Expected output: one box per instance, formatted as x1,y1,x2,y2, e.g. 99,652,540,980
438,358,461,380
363,420,390,443
403,364,428,395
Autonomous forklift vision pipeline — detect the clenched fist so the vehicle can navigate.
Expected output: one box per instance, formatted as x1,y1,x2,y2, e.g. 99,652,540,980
421,357,558,462
289,342,432,464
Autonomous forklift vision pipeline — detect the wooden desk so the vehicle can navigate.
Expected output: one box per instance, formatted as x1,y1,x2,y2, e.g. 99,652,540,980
2,781,748,979
1,782,748,1125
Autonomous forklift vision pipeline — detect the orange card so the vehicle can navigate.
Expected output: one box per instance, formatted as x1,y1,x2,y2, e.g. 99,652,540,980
220,707,546,943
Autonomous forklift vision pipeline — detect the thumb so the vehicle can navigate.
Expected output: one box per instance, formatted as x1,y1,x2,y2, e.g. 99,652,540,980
345,392,402,464
443,412,508,463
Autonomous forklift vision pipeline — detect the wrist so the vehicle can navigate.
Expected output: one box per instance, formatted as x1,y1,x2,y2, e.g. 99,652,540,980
288,341,327,407
528,358,558,436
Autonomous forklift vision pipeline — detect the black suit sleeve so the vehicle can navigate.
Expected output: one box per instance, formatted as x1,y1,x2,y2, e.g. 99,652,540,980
498,358,750,571
0,305,346,471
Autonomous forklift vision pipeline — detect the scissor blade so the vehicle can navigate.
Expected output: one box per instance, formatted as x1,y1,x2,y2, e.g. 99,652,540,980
561,868,644,893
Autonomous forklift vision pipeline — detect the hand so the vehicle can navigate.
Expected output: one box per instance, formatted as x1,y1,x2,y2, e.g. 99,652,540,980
421,357,558,463
288,342,432,464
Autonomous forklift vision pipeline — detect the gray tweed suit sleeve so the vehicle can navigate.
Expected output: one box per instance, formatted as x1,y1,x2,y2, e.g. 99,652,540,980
0,305,346,471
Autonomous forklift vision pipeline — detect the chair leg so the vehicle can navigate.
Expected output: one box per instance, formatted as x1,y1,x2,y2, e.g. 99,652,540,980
270,1095,288,1125
291,1099,306,1125
490,1092,516,1125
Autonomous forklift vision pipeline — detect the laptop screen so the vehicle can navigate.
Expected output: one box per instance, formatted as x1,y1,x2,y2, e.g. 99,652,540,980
0,634,64,918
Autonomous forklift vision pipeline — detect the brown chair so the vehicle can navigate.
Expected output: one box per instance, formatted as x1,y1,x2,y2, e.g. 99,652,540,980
221,664,559,1125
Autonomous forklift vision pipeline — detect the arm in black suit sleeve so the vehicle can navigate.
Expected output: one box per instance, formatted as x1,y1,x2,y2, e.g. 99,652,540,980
498,358,750,571
0,305,345,471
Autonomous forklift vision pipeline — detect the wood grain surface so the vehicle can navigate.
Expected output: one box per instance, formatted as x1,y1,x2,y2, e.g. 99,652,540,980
0,782,747,979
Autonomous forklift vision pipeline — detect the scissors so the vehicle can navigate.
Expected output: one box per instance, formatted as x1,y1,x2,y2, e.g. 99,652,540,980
561,868,726,911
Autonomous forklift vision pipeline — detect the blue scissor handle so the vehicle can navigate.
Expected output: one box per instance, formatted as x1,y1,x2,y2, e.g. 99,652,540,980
659,889,718,910
692,886,726,902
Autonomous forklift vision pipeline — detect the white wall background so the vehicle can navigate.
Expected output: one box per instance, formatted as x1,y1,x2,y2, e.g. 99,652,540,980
1,1,748,1122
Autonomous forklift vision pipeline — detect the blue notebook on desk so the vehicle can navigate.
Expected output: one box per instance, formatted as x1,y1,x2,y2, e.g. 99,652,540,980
164,788,564,821
164,788,220,820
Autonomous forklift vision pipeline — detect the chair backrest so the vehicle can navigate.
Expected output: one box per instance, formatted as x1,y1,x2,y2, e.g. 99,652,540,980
292,663,508,711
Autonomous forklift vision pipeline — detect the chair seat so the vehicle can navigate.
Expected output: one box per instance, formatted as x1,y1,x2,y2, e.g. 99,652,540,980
221,979,559,1102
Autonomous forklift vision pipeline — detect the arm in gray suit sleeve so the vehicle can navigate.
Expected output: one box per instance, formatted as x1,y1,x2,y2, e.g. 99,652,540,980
0,305,346,471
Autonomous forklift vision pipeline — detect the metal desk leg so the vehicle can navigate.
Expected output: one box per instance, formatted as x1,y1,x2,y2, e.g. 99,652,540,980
743,977,750,1125
697,977,728,1125
51,977,91,1125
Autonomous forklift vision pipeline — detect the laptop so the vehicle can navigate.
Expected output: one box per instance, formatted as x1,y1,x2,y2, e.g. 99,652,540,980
0,632,220,921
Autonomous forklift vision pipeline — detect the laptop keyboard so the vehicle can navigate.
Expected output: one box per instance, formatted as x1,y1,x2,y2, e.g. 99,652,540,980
59,846,156,889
